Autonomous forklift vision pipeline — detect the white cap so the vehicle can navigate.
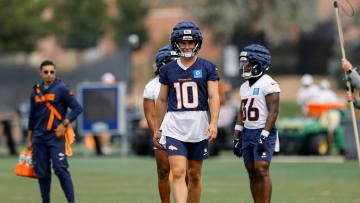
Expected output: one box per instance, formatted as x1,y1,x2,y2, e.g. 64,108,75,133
301,74,313,86
101,72,116,85
319,79,330,89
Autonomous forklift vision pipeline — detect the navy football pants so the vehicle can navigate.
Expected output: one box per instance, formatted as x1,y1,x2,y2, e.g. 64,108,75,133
32,136,74,203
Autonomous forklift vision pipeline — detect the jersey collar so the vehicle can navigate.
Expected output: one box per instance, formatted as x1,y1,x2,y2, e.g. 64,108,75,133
248,74,265,87
176,57,198,71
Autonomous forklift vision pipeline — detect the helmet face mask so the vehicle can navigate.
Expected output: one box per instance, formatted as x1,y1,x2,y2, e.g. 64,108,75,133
171,21,203,58
240,58,261,79
175,39,199,58
239,44,271,80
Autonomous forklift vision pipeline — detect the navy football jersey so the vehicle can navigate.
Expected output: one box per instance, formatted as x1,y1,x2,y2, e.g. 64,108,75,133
159,57,219,112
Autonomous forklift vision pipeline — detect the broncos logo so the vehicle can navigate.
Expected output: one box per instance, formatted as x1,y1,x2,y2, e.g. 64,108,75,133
168,145,178,151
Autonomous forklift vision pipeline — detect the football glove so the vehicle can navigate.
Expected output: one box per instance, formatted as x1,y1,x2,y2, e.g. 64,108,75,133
233,138,242,158
257,130,269,155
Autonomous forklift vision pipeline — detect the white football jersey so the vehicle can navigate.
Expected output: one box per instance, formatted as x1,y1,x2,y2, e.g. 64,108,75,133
161,111,209,143
143,76,167,144
143,76,161,102
239,74,280,129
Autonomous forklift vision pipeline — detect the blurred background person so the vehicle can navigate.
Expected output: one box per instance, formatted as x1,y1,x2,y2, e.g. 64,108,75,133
84,72,116,155
99,72,116,155
297,74,320,114
314,79,338,104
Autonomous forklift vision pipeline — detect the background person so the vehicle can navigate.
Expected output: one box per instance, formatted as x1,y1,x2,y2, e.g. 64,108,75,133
296,74,320,114
84,72,116,155
27,60,83,203
314,79,339,104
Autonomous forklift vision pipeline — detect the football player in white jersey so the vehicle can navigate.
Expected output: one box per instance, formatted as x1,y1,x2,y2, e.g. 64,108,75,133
154,21,220,203
143,45,178,203
233,44,280,203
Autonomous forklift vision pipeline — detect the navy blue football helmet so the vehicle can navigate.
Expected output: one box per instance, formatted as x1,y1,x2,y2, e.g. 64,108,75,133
155,45,178,69
170,21,203,58
239,44,271,79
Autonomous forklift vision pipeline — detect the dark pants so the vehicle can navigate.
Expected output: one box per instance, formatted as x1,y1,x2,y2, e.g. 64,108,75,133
32,134,74,203
2,120,17,155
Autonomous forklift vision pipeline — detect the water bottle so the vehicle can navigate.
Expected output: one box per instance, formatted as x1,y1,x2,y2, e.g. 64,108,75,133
18,153,25,164
25,155,34,167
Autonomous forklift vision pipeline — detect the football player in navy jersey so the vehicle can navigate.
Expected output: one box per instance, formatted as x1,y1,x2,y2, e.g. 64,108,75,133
154,21,220,203
233,44,280,203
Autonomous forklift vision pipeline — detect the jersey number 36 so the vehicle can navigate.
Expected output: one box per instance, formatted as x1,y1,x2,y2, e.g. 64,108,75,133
241,98,259,121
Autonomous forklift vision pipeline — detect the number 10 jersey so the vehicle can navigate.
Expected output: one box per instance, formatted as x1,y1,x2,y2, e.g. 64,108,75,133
159,57,219,142
239,74,280,129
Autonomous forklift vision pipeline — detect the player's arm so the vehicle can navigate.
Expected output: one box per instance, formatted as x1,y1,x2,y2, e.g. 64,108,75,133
153,84,169,147
264,92,280,132
155,84,169,130
62,86,83,122
55,86,83,138
143,98,156,133
233,99,244,157
27,130,33,151
234,104,244,139
206,80,220,141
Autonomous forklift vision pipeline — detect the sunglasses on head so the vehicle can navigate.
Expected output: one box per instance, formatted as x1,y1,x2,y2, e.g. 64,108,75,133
43,70,55,75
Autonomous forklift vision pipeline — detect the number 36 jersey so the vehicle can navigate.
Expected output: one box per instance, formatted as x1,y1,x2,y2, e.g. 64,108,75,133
159,57,219,142
240,74,280,129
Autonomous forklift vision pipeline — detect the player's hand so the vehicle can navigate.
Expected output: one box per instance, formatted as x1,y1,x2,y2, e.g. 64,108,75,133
27,141,32,151
206,123,218,142
347,91,354,102
233,138,242,158
55,124,66,139
153,130,162,149
233,130,242,157
257,130,269,155
342,59,353,71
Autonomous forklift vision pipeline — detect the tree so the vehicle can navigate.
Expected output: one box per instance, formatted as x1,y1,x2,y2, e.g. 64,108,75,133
51,0,107,50
0,0,48,53
184,0,318,46
111,0,149,48
50,0,149,50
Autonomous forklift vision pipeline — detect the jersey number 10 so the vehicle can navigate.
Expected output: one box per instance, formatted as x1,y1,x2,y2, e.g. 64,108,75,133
242,98,259,121
174,81,199,109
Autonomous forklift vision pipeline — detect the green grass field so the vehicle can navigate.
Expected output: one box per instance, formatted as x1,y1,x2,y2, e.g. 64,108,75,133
1,154,360,203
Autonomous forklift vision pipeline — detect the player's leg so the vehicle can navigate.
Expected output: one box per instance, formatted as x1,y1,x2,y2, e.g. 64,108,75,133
99,132,112,155
253,129,277,203
33,142,52,203
243,147,261,203
186,139,209,203
169,155,188,203
187,160,203,203
242,128,261,203
166,137,188,203
154,147,171,203
254,161,272,203
49,137,74,203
